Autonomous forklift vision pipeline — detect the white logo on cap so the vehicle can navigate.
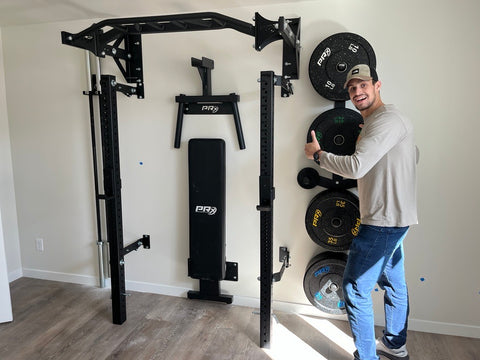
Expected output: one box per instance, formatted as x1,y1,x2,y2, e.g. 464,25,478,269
352,69,360,75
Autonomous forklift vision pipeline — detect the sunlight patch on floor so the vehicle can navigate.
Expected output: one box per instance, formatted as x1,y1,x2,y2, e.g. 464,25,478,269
263,320,328,360
299,315,356,355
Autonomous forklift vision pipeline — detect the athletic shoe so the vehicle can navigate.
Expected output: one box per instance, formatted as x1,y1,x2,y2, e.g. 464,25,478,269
376,338,409,360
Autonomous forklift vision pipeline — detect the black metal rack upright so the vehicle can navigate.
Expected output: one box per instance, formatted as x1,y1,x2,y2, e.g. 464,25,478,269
90,75,151,324
256,72,292,347
98,75,126,324
62,11,300,345
257,71,276,347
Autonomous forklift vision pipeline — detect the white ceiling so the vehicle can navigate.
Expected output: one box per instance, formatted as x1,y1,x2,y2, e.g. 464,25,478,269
0,0,303,27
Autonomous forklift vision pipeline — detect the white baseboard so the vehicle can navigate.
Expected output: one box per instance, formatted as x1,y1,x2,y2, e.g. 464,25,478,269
124,278,190,298
20,268,480,339
407,318,480,339
8,268,23,282
22,268,99,286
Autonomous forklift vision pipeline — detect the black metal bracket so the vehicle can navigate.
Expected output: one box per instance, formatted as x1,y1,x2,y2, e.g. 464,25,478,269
254,14,301,97
188,280,233,304
174,57,245,149
330,173,357,189
192,57,214,96
61,11,300,98
272,247,290,283
122,235,151,256
225,261,239,281
297,167,358,190
187,262,238,304
112,80,143,98
83,79,140,98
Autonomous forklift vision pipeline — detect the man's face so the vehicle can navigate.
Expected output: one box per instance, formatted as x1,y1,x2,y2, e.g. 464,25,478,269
347,79,380,112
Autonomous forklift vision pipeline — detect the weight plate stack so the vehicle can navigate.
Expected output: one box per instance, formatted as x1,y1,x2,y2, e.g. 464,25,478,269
309,32,376,101
303,251,348,315
305,189,360,251
307,107,363,156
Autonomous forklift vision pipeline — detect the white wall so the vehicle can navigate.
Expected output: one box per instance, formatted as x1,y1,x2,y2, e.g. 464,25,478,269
0,29,22,282
2,0,480,337
0,208,13,323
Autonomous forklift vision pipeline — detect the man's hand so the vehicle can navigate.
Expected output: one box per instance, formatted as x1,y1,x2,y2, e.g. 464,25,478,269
305,130,322,159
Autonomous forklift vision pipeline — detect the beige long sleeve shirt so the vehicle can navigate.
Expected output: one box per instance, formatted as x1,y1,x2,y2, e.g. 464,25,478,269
319,104,418,227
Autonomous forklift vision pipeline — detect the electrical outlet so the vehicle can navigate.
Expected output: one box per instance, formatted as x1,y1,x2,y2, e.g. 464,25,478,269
35,238,44,252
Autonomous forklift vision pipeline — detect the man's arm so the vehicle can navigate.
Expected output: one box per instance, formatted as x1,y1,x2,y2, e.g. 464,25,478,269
313,113,408,179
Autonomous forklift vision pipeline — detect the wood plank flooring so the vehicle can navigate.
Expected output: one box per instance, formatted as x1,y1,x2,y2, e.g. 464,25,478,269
0,278,478,360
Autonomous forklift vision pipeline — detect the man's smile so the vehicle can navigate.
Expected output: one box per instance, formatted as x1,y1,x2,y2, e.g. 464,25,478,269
354,94,367,104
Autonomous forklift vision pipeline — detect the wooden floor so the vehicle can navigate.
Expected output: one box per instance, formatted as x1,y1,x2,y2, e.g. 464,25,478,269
1,278,479,360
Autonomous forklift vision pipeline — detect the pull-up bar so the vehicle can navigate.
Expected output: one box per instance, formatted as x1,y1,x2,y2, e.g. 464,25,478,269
62,12,300,97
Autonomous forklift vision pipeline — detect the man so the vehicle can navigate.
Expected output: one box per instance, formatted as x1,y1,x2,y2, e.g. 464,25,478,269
304,64,418,360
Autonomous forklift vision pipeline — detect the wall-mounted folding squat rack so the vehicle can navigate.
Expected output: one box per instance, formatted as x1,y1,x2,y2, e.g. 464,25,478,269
61,11,300,348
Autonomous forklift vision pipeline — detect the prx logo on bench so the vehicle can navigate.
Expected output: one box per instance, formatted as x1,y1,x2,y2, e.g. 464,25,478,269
195,205,217,215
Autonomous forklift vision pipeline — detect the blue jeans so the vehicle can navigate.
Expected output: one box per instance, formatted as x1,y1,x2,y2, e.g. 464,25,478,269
343,225,410,360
